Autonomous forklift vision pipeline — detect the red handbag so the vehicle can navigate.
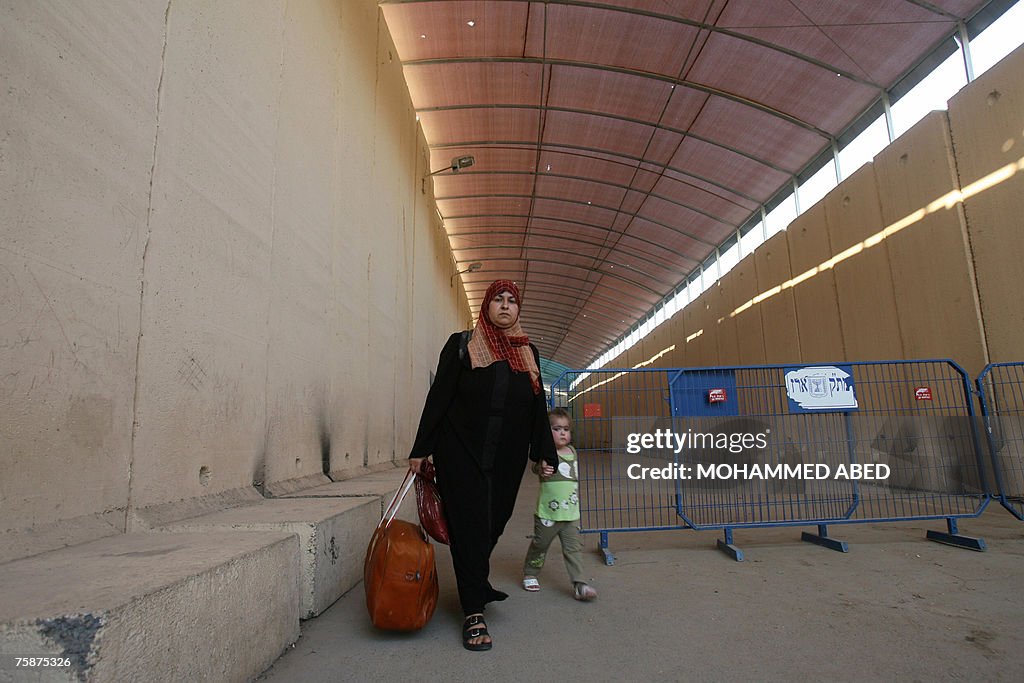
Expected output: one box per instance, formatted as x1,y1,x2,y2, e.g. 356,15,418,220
414,461,450,545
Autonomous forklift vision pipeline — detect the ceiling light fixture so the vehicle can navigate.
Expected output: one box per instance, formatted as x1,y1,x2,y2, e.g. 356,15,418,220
451,261,483,287
467,20,476,27
428,155,475,176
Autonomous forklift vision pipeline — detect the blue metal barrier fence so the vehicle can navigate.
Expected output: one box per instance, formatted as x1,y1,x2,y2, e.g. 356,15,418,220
977,362,1024,520
550,360,989,562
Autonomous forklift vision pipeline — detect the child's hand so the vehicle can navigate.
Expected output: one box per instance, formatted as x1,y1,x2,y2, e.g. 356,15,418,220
539,462,555,479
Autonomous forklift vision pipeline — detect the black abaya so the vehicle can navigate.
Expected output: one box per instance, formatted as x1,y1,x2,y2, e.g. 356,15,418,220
409,332,557,615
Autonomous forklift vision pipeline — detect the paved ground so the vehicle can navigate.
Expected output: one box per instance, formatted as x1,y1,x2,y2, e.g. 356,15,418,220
258,473,1024,682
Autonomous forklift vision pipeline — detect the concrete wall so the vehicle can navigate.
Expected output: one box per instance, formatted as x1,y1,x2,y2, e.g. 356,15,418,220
605,43,1024,377
0,0,467,541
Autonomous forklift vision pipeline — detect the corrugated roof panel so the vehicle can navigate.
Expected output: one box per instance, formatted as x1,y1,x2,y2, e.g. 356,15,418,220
381,0,996,365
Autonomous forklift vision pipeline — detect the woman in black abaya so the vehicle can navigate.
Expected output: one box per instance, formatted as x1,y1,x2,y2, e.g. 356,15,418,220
408,279,557,651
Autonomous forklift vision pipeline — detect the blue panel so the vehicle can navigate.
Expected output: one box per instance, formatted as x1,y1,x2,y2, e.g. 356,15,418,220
669,369,739,417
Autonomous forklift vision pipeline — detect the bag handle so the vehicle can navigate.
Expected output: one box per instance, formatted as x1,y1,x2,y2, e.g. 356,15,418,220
379,469,417,529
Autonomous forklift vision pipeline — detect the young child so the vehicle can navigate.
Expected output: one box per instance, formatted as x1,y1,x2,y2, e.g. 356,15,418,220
522,407,597,601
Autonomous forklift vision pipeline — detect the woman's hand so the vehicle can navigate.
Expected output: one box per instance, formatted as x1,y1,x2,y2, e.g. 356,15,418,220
539,462,555,479
408,457,425,475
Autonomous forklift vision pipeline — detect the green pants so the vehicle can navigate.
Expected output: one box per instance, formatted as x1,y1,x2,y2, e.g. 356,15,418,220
523,515,585,584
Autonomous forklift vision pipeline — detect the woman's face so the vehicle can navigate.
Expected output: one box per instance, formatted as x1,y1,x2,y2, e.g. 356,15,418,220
487,290,519,329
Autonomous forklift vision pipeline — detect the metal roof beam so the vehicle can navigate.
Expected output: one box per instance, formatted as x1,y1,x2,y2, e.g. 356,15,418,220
383,0,882,88
443,209,719,252
429,140,761,204
462,264,660,306
468,167,753,215
439,190,735,235
408,58,834,138
451,231,696,272
450,227,702,269
420,101,800,174
453,244,677,283
464,282,650,318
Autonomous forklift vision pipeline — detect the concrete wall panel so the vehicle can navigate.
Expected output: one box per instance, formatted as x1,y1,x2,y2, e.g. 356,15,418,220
364,19,411,469
787,205,845,363
732,255,766,365
0,1,165,530
263,0,343,487
679,296,703,366
824,164,904,361
948,44,1024,365
646,322,675,367
876,111,988,374
662,309,687,368
694,287,718,367
131,0,284,509
328,0,433,473
713,271,741,366
754,232,801,364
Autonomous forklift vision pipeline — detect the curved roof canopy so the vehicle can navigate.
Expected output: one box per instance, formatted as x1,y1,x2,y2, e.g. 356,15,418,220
381,0,1001,368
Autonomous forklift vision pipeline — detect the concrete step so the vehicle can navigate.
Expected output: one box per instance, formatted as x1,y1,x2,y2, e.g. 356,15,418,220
160,498,379,619
279,465,417,519
0,530,299,683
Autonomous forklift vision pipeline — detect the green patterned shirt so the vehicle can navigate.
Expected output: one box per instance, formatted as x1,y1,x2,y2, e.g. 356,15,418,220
536,446,579,521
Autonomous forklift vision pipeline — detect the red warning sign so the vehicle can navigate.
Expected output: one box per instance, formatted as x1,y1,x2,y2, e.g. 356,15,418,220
583,403,602,417
915,387,932,401
708,388,727,403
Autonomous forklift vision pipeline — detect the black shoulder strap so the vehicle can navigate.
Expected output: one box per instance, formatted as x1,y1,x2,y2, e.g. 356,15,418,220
458,329,472,363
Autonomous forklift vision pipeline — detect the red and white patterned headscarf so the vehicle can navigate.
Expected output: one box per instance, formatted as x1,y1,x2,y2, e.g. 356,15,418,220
467,279,541,394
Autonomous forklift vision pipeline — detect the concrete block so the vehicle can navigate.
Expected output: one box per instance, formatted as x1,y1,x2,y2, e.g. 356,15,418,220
870,416,983,493
128,486,266,531
0,531,299,683
281,466,415,519
161,498,379,619
263,473,332,498
0,511,124,566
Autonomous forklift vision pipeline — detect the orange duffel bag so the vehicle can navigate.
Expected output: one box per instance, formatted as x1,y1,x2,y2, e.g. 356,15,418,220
364,470,439,631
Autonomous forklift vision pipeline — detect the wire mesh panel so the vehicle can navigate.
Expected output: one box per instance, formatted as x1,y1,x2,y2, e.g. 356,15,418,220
667,366,858,529
550,368,686,535
551,360,988,541
829,361,986,523
977,362,1024,520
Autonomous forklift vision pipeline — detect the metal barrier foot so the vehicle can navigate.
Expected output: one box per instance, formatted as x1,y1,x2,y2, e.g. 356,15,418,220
717,528,744,562
599,531,616,566
927,519,987,551
801,524,849,553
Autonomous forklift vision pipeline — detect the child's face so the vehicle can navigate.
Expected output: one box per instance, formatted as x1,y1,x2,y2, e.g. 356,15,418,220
549,416,571,448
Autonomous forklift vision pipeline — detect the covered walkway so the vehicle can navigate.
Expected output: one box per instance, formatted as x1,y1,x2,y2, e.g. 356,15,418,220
2,1,1024,680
